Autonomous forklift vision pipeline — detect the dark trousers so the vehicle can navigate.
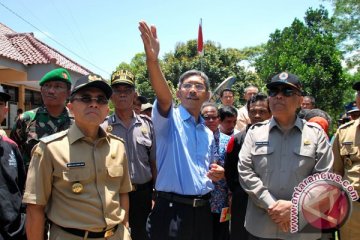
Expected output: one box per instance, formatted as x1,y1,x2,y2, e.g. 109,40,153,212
212,213,229,240
129,183,153,240
146,194,213,240
230,185,249,240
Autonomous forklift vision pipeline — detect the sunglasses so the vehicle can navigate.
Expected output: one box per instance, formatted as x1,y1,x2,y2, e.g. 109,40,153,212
72,95,108,105
268,87,300,97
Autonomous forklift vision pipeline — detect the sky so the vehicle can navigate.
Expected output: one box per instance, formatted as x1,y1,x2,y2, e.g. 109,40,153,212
0,0,333,78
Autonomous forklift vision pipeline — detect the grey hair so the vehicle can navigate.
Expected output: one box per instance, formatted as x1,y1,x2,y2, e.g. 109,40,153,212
178,70,210,91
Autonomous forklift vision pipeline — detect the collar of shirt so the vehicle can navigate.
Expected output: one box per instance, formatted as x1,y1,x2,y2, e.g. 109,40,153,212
68,124,109,144
269,116,304,132
178,104,206,125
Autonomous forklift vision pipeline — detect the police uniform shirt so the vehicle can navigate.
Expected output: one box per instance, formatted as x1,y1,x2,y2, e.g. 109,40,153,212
238,117,333,239
333,118,360,193
23,124,132,232
106,112,155,184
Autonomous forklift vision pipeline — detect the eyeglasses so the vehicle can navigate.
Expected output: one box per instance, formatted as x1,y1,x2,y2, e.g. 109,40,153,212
202,115,219,121
181,83,206,91
41,83,68,92
71,96,108,105
268,87,300,97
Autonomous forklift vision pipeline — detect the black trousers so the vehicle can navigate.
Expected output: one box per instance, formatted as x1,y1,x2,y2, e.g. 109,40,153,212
129,184,153,240
230,185,249,240
146,194,213,240
212,212,229,240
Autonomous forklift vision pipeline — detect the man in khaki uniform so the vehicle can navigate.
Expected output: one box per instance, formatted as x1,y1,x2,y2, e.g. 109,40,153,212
23,74,132,240
332,81,360,240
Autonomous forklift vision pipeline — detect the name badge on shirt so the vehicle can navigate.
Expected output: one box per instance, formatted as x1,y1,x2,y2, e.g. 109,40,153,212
66,162,85,168
255,141,269,146
342,142,353,146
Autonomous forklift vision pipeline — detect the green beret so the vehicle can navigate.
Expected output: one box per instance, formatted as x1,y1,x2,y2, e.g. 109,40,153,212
39,68,72,86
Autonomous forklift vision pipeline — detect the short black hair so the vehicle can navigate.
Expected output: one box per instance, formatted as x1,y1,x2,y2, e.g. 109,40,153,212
201,102,218,114
219,105,237,121
246,93,270,113
220,88,234,98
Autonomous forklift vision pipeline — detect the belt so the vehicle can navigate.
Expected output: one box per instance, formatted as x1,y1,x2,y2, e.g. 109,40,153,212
59,224,118,238
157,191,210,207
132,180,153,191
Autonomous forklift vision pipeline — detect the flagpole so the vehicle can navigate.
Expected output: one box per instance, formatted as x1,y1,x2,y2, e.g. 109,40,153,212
197,18,204,72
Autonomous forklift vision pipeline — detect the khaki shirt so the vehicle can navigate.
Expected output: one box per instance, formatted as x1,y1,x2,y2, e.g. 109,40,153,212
23,124,132,232
0,128,6,137
239,117,333,239
235,105,250,131
333,119,360,194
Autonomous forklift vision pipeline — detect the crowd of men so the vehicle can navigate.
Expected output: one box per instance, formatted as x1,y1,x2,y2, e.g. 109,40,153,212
0,20,359,240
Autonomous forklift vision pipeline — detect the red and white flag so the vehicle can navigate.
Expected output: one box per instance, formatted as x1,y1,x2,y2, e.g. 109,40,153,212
197,18,203,55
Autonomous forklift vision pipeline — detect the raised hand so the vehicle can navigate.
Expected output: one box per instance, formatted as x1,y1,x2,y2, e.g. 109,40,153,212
139,21,160,62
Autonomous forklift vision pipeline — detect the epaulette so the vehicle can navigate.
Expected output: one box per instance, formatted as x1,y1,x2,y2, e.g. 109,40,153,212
250,119,270,130
107,132,125,142
139,114,152,122
305,121,323,130
338,120,355,130
39,130,68,144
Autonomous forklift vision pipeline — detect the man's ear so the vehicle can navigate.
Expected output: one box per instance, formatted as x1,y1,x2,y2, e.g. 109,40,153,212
67,102,73,113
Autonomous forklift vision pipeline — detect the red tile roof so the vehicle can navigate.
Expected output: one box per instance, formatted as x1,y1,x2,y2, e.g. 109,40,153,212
0,23,91,75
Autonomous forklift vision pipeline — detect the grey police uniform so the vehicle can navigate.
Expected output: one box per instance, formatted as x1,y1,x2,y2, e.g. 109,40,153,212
105,112,155,185
239,117,333,240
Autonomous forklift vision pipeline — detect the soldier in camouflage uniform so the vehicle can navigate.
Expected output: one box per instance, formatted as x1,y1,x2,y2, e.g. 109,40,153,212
10,68,73,171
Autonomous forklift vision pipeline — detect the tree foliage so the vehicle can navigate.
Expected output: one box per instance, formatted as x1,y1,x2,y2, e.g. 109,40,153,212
255,7,345,128
325,0,360,69
115,40,263,107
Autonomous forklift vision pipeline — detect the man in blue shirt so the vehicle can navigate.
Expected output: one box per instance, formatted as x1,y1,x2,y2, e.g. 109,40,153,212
139,21,224,240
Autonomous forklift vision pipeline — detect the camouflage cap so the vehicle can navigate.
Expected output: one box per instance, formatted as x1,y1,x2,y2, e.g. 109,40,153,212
111,70,135,87
71,74,112,99
39,68,72,86
0,85,11,102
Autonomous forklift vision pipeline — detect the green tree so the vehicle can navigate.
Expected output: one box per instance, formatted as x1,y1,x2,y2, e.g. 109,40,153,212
325,0,360,69
117,39,263,107
255,7,344,130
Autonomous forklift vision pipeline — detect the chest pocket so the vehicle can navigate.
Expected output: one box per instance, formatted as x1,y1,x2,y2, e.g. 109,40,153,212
340,145,357,156
107,166,123,177
62,168,90,182
340,145,358,162
293,146,316,170
251,145,274,170
136,136,152,147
